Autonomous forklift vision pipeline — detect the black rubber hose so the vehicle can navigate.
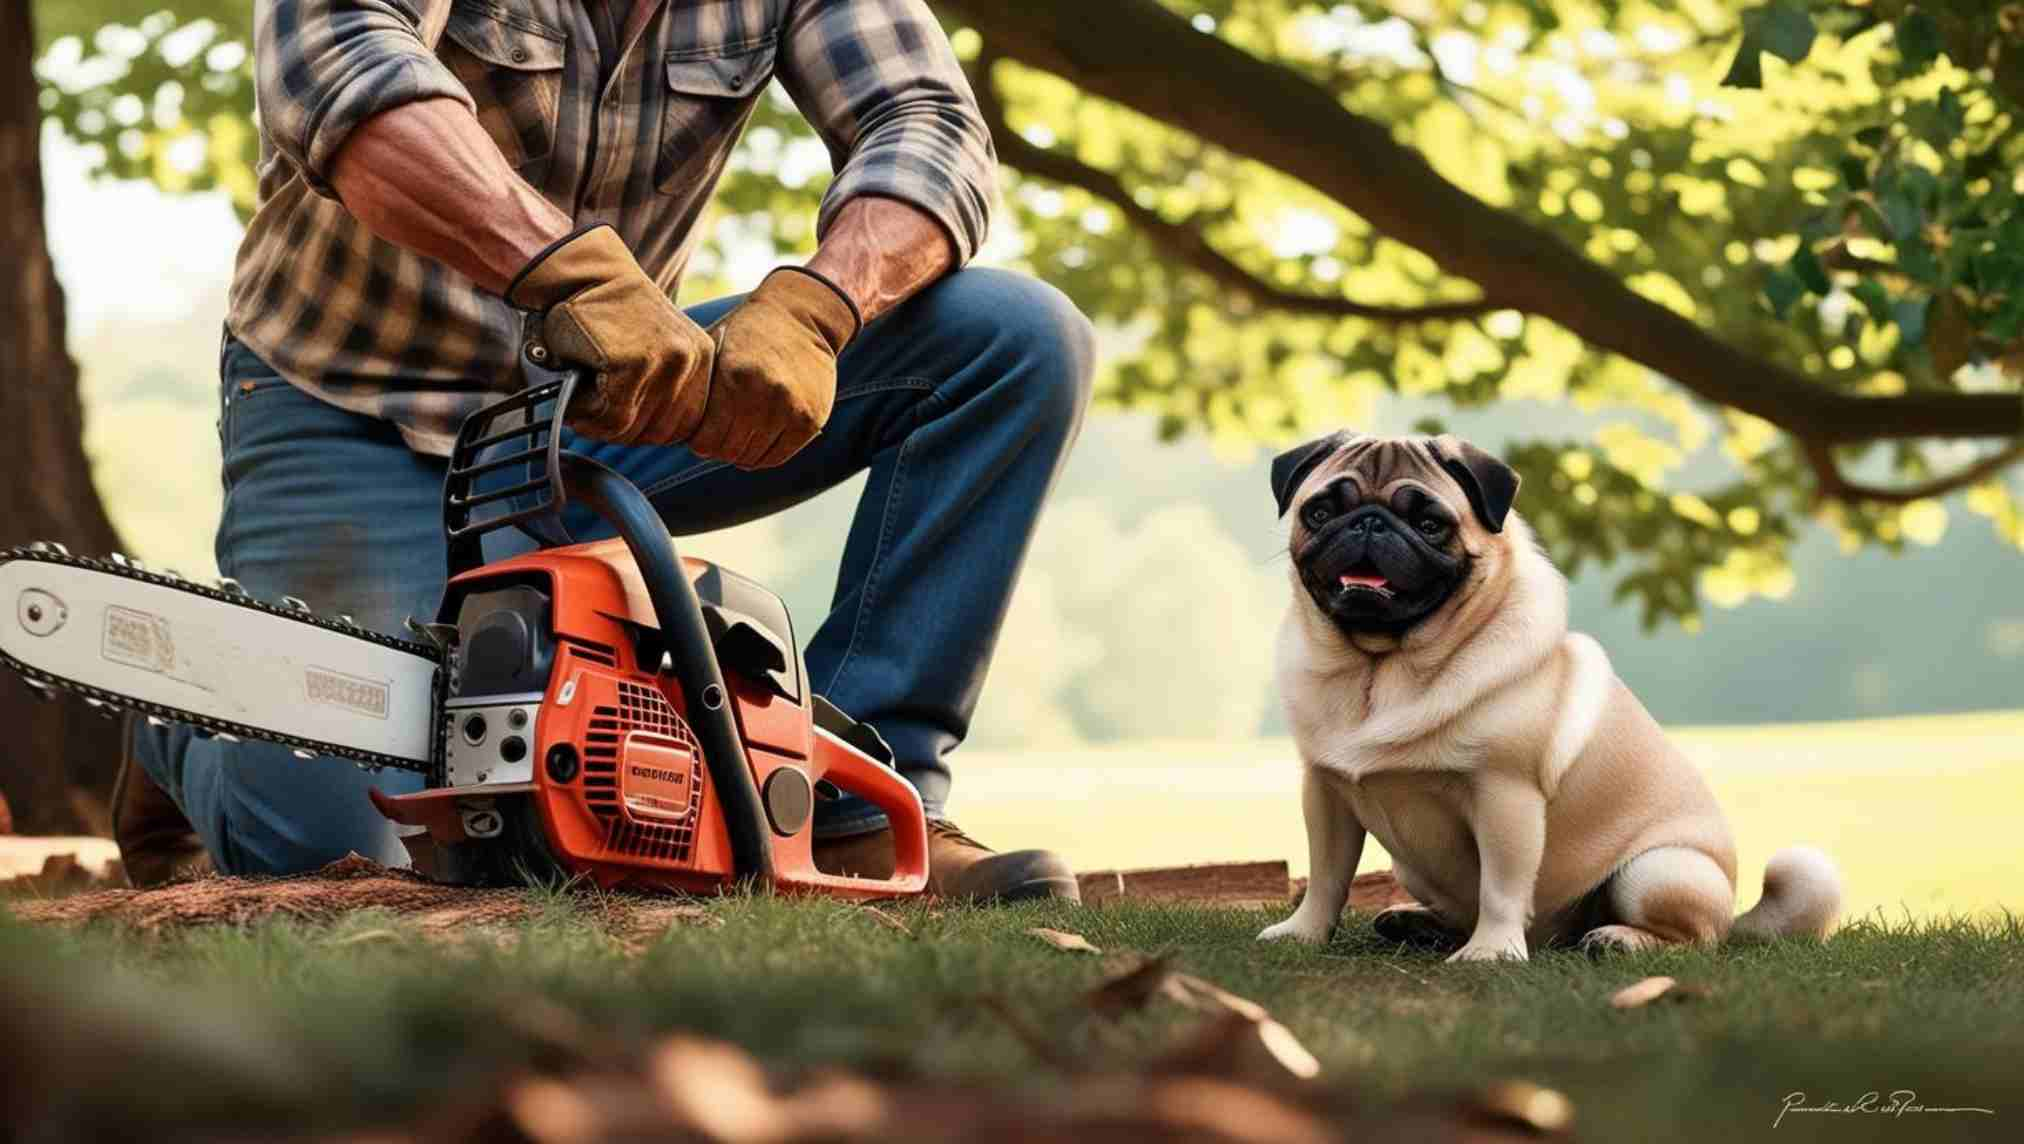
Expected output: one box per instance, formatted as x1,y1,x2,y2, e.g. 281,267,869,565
556,451,776,887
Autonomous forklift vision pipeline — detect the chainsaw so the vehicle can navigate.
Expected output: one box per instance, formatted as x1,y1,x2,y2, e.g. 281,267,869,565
0,350,928,898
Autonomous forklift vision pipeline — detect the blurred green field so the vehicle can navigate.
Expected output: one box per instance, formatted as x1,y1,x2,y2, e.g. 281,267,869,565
951,709,2024,921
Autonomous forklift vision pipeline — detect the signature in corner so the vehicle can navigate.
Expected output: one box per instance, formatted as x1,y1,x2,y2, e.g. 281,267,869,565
1776,1090,1997,1129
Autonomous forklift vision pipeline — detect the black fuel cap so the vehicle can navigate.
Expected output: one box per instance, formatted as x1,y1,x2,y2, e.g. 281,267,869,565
762,767,813,837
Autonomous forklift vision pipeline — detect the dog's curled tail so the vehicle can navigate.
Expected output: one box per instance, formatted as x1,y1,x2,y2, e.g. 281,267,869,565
1731,846,1842,940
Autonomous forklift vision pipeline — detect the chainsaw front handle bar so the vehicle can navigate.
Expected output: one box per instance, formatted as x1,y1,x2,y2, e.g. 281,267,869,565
554,449,778,889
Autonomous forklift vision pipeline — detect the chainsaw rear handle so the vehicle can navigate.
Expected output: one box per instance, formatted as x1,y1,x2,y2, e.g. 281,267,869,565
777,731,930,897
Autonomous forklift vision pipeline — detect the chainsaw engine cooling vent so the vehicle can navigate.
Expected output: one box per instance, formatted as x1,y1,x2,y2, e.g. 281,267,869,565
581,680,703,862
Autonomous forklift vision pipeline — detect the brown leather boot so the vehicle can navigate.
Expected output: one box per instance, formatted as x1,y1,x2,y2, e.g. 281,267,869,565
815,819,1080,903
113,716,212,888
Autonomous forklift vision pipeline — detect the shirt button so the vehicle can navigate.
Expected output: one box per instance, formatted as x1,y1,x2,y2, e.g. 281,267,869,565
510,46,528,62
728,73,744,87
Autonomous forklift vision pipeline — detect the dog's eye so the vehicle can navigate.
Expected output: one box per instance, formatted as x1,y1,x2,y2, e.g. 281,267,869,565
1302,502,1336,529
1417,516,1450,539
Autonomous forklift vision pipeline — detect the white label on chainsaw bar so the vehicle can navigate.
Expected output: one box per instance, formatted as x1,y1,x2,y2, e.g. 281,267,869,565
304,666,391,720
102,606,176,674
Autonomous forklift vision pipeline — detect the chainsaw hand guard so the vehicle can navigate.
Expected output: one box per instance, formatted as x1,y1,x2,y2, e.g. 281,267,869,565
441,348,585,579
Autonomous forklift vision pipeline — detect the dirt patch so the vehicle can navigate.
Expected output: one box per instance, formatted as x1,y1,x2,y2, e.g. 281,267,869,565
4,853,716,945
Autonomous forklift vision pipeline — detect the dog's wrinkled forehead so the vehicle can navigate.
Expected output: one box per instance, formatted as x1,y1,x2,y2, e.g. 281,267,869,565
1317,437,1448,496
1270,431,1520,532
1272,433,1449,510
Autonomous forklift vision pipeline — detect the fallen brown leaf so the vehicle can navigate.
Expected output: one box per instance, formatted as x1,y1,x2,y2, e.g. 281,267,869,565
1115,1077,1335,1144
1026,927,1101,954
647,1035,785,1142
1158,1010,1323,1083
327,928,403,947
1098,970,1326,1083
1169,974,1271,1023
1472,1080,1576,1134
860,905,913,938
1608,976,1676,1009
1177,975,1321,1079
1254,1019,1323,1080
1606,975,1710,1010
772,1070,892,1138
977,995,1080,1072
1083,955,1181,1020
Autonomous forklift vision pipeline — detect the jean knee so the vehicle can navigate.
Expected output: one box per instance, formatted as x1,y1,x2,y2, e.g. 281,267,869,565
199,742,420,875
935,269,1095,440
1009,276,1096,440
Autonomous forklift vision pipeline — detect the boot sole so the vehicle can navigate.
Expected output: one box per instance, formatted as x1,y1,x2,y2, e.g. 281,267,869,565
972,874,1082,905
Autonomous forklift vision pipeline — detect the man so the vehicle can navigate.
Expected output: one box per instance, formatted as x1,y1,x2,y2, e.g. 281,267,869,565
118,0,1093,902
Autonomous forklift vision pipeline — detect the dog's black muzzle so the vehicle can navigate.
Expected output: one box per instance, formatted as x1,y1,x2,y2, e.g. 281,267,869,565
1297,505,1465,634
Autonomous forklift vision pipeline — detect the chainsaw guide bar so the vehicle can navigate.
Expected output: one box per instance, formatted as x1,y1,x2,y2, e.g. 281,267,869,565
0,544,443,774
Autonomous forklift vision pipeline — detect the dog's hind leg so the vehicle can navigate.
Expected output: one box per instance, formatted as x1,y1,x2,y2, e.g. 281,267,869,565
1579,846,1734,954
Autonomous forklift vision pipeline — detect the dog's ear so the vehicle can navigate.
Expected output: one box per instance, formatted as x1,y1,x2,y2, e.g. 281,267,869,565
1432,437,1520,533
1271,432,1352,516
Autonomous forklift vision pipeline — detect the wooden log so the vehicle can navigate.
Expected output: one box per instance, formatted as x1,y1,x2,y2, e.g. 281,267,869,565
1289,870,1418,914
1076,860,1290,907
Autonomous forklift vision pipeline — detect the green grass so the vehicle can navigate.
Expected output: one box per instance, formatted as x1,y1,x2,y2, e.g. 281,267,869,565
4,893,2019,1143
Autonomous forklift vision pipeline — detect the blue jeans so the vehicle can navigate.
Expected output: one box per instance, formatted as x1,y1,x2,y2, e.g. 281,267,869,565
135,269,1093,875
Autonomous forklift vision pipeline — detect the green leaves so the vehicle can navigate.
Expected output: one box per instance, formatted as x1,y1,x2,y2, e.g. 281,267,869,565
1764,245,1829,318
36,0,2024,629
1895,9,1943,75
1722,3,1818,89
1763,268,1806,319
1791,245,1831,295
1893,295,1930,348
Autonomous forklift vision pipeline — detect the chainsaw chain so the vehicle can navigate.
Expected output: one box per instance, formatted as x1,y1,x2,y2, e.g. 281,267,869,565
1,544,442,775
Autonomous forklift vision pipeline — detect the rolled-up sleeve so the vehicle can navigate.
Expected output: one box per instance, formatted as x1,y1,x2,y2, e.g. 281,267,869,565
254,0,473,197
777,0,999,263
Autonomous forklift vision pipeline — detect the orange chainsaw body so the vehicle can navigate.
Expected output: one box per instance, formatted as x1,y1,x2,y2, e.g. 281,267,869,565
377,361,929,898
375,530,928,897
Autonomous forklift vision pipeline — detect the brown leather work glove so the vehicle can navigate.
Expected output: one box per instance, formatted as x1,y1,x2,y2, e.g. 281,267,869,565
505,225,712,444
689,266,862,469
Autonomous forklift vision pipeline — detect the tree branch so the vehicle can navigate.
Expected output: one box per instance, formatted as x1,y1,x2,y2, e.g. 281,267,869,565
969,54,1497,323
1805,439,2024,505
939,0,2024,447
1818,239,1900,279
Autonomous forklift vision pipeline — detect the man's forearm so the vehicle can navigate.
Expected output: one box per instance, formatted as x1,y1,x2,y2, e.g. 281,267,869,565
805,196,958,324
328,98,573,296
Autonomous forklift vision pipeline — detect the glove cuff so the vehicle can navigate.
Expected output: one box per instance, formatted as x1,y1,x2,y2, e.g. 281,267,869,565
756,266,863,351
506,224,644,310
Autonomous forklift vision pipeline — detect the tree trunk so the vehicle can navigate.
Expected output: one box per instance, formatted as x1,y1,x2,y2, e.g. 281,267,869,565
0,0,126,835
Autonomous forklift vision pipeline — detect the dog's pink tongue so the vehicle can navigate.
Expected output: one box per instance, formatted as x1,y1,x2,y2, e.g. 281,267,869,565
1339,572,1388,590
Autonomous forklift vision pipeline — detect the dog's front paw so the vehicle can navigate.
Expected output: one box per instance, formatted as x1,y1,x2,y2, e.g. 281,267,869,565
1446,932,1528,963
1257,915,1331,944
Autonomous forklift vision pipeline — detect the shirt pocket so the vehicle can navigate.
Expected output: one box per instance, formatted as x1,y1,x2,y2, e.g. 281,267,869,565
653,38,778,194
439,2,569,177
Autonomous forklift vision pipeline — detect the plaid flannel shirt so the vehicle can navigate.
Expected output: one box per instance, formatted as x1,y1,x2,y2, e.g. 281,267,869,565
230,0,997,455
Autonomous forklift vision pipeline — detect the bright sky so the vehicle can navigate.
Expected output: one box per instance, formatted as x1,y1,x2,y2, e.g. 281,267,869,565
42,129,244,333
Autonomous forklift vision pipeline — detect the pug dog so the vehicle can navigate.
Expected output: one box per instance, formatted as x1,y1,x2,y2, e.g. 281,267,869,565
1256,431,1841,960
